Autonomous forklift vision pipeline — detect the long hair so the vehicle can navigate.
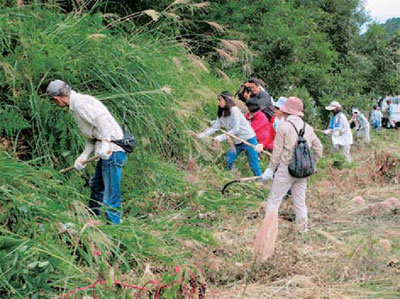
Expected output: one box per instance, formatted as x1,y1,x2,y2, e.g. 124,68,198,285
217,91,236,118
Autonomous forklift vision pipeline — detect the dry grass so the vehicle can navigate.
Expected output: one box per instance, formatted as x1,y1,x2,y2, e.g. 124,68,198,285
142,9,160,21
188,54,210,73
194,131,400,298
215,68,231,81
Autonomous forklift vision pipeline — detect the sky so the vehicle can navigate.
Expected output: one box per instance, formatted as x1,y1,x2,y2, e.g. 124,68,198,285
364,0,400,23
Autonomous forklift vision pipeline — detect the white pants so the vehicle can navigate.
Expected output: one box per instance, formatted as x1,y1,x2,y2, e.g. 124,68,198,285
387,115,396,128
333,144,351,163
357,126,370,144
266,163,308,228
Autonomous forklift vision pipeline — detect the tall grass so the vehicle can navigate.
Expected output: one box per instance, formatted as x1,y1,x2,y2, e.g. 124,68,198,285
0,2,255,297
0,3,234,166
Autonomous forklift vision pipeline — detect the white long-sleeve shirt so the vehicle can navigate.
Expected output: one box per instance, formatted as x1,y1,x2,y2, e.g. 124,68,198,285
200,107,255,144
331,112,353,146
69,90,124,160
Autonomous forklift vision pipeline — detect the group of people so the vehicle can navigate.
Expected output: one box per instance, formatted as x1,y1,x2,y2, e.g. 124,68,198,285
196,79,290,177
45,77,393,238
196,78,323,233
323,98,397,163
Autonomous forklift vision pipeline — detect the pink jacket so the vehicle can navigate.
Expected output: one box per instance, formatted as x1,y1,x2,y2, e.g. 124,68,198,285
245,110,274,150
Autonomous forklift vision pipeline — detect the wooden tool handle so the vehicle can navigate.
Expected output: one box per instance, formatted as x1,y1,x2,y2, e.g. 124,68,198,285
220,129,272,156
59,155,100,174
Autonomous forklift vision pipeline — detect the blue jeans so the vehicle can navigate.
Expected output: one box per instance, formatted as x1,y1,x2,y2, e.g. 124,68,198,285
372,120,381,129
89,151,126,225
226,136,261,176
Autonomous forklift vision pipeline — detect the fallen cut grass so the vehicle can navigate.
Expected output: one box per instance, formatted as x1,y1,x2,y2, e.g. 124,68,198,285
206,130,400,298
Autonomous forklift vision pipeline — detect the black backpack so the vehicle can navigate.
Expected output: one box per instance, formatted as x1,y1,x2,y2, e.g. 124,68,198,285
287,121,315,178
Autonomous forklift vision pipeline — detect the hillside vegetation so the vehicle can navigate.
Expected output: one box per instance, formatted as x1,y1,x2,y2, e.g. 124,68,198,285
0,1,399,298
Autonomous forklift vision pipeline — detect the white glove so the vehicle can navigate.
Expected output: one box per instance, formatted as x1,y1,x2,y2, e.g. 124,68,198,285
213,135,225,142
323,129,332,135
74,158,86,171
332,129,340,137
96,141,112,160
255,144,264,153
261,168,274,181
196,133,207,139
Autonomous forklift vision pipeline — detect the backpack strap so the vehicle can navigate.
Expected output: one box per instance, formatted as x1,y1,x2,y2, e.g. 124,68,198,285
287,120,306,136
299,121,306,137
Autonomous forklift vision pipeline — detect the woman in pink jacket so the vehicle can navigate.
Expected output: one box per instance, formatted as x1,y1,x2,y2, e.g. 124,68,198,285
245,98,274,151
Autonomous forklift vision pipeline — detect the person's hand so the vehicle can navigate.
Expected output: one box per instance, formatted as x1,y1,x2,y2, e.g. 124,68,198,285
323,129,332,135
213,135,225,142
255,144,264,153
96,141,112,160
333,130,340,137
196,133,206,139
74,158,86,171
260,168,274,182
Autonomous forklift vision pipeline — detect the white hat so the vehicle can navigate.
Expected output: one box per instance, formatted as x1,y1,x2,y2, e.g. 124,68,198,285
325,101,342,111
274,97,288,109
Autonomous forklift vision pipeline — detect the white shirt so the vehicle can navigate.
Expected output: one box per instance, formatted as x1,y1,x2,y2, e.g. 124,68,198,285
332,112,353,146
69,90,124,160
201,107,255,144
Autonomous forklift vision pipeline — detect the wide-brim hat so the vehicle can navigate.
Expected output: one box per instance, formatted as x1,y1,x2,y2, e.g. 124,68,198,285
280,97,304,117
325,101,342,111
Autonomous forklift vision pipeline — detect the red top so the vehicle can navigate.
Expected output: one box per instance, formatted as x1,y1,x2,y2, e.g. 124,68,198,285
245,110,275,150
270,115,277,144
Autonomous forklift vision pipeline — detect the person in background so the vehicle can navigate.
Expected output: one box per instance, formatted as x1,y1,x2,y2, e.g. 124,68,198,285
350,108,370,144
47,80,127,225
370,105,382,130
270,97,288,134
323,101,353,163
197,91,261,176
239,78,275,121
244,99,274,152
386,99,396,129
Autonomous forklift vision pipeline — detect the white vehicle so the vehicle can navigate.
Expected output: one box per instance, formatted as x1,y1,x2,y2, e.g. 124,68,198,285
380,96,400,127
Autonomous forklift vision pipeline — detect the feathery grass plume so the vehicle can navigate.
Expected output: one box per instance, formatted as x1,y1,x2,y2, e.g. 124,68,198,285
204,21,225,33
190,2,210,11
171,0,189,6
194,87,217,100
102,13,119,19
88,33,107,40
160,85,172,94
219,39,248,55
215,68,231,81
188,54,210,73
164,12,181,21
143,9,160,21
105,11,141,29
216,48,237,63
